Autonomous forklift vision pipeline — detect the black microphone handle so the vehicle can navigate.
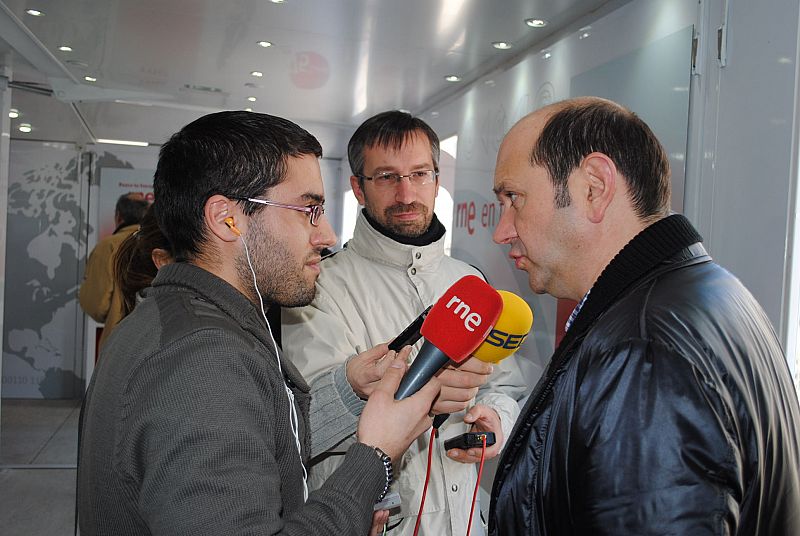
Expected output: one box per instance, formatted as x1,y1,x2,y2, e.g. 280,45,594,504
394,341,451,400
387,305,431,352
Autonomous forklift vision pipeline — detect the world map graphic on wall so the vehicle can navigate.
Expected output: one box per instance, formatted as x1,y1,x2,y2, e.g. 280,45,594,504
2,144,139,398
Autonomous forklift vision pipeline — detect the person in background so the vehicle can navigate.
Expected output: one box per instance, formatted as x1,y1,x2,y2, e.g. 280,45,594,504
113,204,173,318
489,96,800,535
77,110,441,536
79,192,149,349
282,110,525,535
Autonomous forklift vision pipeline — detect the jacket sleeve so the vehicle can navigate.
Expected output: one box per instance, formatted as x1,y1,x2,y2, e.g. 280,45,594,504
118,331,384,536
79,239,115,322
307,362,365,457
568,339,741,535
474,356,526,444
282,285,368,457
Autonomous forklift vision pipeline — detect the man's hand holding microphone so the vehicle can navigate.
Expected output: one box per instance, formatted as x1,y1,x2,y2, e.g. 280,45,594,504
351,276,533,462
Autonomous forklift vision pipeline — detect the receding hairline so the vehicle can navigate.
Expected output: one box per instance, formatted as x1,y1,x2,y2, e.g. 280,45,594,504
495,97,625,190
512,96,626,136
499,97,634,170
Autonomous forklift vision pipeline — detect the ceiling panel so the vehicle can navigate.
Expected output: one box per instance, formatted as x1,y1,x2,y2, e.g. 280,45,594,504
1,0,619,145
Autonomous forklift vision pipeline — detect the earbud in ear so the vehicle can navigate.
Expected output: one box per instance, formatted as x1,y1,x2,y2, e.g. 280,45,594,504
223,217,241,236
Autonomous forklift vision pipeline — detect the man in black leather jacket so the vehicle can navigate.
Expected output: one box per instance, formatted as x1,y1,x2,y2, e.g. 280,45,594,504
489,97,800,535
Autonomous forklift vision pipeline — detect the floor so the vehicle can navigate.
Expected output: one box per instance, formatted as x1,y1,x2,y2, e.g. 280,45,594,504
0,399,80,536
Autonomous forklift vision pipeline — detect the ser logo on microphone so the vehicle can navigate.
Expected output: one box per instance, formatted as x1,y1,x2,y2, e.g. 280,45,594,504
484,329,529,350
445,295,483,332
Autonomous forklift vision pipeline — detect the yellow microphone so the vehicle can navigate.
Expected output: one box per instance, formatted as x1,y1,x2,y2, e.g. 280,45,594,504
473,290,533,363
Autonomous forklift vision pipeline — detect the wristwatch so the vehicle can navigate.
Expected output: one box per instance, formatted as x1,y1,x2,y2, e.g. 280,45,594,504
372,446,393,502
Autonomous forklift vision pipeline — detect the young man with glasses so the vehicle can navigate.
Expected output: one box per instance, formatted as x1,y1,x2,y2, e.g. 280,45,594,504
77,111,442,536
282,111,526,535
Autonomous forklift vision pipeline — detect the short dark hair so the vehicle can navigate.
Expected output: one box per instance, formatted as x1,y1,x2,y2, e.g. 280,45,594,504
532,99,671,219
114,205,172,317
154,111,322,261
115,194,149,228
347,110,440,178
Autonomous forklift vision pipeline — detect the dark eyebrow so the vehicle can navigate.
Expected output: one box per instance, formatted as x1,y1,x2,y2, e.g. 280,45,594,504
301,193,324,204
372,162,434,173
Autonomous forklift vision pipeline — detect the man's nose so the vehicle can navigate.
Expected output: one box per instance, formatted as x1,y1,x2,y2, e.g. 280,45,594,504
314,213,338,249
493,207,515,243
394,177,416,205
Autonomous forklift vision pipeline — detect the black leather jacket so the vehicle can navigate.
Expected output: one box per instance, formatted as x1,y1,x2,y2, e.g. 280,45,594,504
489,215,800,535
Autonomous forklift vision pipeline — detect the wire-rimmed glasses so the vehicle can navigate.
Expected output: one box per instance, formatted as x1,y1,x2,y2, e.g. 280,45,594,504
356,169,438,189
238,197,325,226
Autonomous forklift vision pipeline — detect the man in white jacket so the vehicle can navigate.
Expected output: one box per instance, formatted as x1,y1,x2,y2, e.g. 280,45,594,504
282,111,525,535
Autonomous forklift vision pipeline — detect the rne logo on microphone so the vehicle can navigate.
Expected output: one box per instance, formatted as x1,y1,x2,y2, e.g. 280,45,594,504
446,295,482,332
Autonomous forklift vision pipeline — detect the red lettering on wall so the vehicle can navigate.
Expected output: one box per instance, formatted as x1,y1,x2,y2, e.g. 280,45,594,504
454,201,503,234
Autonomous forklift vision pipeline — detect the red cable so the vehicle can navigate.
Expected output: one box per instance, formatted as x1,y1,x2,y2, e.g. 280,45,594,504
466,435,488,536
412,427,437,536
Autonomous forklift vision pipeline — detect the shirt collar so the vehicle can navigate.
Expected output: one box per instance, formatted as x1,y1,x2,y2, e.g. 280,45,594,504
565,290,591,333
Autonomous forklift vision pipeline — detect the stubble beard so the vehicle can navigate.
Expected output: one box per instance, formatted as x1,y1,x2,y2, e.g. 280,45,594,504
368,201,433,238
235,219,317,309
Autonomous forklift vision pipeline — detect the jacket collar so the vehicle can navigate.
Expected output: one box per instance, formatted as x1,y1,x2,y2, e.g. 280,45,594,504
149,262,309,392
565,213,704,342
113,223,139,235
346,209,446,269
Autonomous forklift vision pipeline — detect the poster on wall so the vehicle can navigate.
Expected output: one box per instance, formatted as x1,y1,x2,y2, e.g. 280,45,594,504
2,144,158,399
2,142,87,398
96,168,154,240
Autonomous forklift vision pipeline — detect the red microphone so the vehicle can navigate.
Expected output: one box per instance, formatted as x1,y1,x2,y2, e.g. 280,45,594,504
394,275,503,400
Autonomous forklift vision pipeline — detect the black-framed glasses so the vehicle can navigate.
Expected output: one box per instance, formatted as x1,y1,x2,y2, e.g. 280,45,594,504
238,197,325,226
357,169,438,189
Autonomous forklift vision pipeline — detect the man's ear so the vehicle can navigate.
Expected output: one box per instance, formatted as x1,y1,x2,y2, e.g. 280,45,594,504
350,175,366,206
579,152,617,224
205,194,242,242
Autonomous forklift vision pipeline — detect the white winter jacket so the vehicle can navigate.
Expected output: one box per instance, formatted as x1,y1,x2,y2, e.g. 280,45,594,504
282,211,526,535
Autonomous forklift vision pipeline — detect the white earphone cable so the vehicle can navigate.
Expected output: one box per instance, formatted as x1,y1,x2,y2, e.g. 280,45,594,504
240,234,309,502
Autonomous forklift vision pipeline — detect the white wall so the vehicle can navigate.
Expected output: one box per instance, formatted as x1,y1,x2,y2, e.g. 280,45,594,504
684,0,800,382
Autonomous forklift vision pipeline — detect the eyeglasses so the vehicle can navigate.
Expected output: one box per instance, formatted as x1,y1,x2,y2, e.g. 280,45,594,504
237,197,325,226
357,169,438,189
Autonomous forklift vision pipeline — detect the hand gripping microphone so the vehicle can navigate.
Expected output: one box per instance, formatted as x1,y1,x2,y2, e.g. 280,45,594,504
394,275,503,400
473,290,533,363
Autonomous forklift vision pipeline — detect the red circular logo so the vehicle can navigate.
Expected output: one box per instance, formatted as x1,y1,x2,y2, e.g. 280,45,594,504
290,51,330,89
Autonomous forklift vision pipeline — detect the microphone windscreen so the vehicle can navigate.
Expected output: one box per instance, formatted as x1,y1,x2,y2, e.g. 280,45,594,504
420,275,503,363
473,290,533,364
